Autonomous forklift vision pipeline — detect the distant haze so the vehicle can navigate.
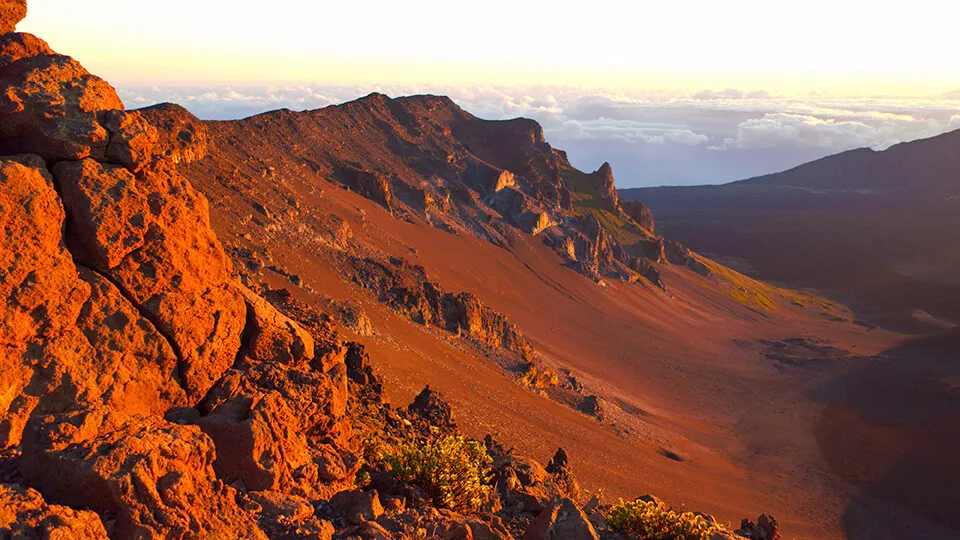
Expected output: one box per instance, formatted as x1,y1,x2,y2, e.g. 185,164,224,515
21,1,960,187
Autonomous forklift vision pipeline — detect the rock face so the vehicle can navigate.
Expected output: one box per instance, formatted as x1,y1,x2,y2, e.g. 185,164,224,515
20,419,265,540
0,0,26,34
0,32,53,67
0,483,108,539
52,158,247,399
349,255,536,361
522,498,598,540
136,102,208,164
0,49,124,161
588,162,619,211
622,199,655,232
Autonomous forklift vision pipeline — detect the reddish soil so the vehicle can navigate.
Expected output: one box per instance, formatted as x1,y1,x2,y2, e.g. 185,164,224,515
180,102,960,538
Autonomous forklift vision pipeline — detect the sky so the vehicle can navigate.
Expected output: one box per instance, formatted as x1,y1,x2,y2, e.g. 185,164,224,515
19,1,960,186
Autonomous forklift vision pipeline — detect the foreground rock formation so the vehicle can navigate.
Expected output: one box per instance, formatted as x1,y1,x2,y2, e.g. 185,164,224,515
0,5,777,539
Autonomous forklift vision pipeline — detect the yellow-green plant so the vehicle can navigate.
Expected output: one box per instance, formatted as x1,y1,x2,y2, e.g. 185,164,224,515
387,435,492,510
605,498,729,540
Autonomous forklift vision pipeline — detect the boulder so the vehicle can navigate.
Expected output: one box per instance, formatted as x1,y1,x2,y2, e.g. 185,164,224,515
0,32,54,68
0,483,108,539
330,489,384,525
53,158,246,399
199,359,349,444
0,53,123,161
522,498,598,540
736,513,781,540
136,102,208,164
0,0,26,34
193,393,317,494
102,109,159,172
236,284,315,365
579,395,605,420
408,385,456,431
0,158,185,448
243,490,335,540
19,419,265,540
621,200,655,232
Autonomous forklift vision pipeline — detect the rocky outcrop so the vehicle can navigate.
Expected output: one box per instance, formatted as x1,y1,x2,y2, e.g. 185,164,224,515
52,157,247,399
587,162,619,211
522,498,598,540
136,103,208,164
0,483,108,539
349,255,537,361
488,186,555,235
621,199,655,232
0,158,186,448
0,48,123,161
0,0,26,34
665,239,711,277
0,14,363,538
20,419,265,539
408,386,457,432
0,32,52,67
737,514,782,540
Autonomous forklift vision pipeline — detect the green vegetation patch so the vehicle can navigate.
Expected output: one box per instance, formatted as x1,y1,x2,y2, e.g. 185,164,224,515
606,498,731,539
387,435,493,511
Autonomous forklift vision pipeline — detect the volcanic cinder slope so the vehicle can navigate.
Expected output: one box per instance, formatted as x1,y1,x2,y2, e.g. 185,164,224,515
172,88,959,538
622,129,960,332
1,2,957,539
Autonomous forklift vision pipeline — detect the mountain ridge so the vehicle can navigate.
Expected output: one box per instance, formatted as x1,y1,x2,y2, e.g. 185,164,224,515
622,127,960,331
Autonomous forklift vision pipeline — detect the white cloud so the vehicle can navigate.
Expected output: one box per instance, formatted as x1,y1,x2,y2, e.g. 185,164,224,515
948,115,960,131
731,111,950,150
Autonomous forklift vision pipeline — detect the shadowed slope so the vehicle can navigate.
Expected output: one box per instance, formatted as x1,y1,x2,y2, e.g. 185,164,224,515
623,129,960,332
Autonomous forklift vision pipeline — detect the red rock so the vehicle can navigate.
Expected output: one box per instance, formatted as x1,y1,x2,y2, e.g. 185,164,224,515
330,489,384,525
0,53,123,161
19,419,266,540
243,490,335,539
136,102,209,164
194,393,317,494
0,33,54,68
200,359,347,441
103,109,159,172
0,0,26,34
521,498,598,540
236,284,315,365
53,158,246,399
0,483,108,539
621,200,655,232
587,162,619,211
51,159,149,268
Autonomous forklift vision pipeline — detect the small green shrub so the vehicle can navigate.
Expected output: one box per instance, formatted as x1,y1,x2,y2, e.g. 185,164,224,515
387,435,492,510
606,498,728,540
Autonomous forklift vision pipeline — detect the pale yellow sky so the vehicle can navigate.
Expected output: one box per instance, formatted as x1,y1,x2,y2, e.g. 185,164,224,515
19,0,960,96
